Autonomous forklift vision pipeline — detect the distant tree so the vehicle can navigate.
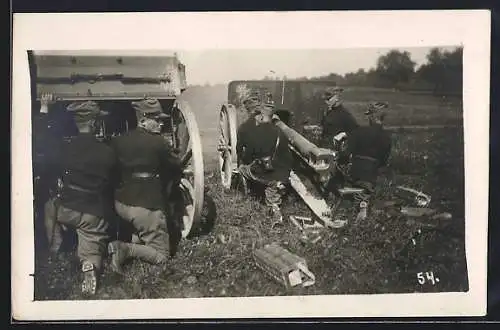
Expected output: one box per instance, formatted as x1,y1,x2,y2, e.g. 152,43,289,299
417,46,463,95
375,50,417,88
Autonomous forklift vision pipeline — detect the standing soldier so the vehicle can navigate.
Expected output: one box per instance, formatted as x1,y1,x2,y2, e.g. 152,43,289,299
107,97,183,274
236,96,261,165
33,94,63,252
41,94,116,296
320,86,359,149
347,101,392,221
237,101,293,226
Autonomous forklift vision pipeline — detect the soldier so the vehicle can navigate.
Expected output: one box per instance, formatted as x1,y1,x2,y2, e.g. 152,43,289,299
107,97,183,274
320,86,359,148
236,96,260,165
41,94,116,296
236,101,293,226
347,101,392,221
33,94,63,252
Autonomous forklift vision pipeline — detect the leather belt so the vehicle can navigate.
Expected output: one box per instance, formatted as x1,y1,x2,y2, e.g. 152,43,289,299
130,172,159,179
353,155,378,162
65,183,100,194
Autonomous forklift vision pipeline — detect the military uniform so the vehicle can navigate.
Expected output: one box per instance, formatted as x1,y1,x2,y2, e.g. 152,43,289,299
43,100,116,295
320,86,359,148
348,102,392,220
108,98,183,273
236,103,292,225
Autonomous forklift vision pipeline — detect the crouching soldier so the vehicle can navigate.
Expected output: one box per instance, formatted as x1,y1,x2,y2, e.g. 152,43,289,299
236,102,293,227
42,96,116,296
108,97,183,274
348,101,392,221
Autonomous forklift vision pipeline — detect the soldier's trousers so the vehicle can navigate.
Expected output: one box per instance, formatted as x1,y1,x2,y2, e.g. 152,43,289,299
44,199,109,270
238,164,286,208
114,201,169,264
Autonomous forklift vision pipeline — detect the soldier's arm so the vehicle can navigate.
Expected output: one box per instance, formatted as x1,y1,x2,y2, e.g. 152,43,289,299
236,127,246,165
34,94,63,172
346,128,359,156
275,131,293,169
160,139,183,182
344,110,360,133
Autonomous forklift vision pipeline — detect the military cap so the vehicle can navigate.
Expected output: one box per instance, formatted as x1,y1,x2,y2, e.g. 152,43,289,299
322,86,344,100
365,101,389,116
254,102,276,117
66,101,108,121
131,97,169,118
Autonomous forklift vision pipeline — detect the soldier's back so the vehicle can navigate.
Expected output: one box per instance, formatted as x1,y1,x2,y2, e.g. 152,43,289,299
59,134,116,217
350,125,390,157
112,129,165,170
111,129,170,210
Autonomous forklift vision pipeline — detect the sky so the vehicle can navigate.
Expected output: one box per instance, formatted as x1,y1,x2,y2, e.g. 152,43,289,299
176,46,460,86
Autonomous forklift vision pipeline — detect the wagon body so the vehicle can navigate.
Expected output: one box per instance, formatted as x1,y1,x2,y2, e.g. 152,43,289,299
30,50,187,101
30,50,204,240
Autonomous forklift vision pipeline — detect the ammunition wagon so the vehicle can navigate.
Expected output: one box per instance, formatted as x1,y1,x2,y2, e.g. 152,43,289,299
30,50,204,239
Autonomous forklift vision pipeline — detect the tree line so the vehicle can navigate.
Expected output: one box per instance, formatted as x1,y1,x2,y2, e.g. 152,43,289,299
268,47,463,96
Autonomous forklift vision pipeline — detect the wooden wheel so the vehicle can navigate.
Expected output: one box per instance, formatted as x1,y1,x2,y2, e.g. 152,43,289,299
217,104,238,190
172,100,205,238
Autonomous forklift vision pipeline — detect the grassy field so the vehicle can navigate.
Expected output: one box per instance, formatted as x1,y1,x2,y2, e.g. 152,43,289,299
33,85,468,300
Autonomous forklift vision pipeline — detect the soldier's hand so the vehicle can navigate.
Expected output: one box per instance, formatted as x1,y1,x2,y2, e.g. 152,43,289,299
40,93,55,113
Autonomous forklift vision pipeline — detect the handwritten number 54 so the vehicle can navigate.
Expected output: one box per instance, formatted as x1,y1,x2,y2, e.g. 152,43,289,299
417,271,440,285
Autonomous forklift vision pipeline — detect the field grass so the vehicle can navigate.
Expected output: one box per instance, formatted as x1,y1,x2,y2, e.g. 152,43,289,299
33,85,468,300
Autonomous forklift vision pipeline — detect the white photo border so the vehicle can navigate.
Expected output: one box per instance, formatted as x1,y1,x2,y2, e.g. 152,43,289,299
11,10,491,320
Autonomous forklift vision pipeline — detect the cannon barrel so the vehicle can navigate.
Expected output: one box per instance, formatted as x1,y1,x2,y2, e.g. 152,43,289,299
274,119,336,175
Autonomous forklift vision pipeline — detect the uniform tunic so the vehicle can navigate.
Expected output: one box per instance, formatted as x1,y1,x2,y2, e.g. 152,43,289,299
111,128,183,211
347,124,392,188
320,105,359,146
237,121,292,183
236,117,257,166
34,110,116,217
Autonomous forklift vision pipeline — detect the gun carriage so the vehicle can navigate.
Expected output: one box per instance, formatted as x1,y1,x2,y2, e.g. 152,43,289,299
217,79,449,227
30,50,205,239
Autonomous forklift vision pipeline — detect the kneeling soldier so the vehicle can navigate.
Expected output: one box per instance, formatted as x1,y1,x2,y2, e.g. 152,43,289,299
347,101,392,220
43,97,116,296
236,101,293,226
108,98,183,273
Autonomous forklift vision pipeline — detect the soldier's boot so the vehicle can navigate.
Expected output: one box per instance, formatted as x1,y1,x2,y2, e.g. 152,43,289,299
81,260,98,296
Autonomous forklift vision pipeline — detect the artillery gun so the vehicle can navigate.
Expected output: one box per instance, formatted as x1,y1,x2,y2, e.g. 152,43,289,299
30,50,205,239
217,79,451,228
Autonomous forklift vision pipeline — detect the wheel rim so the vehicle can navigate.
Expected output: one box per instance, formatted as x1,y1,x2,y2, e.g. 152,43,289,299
173,100,204,238
217,104,237,190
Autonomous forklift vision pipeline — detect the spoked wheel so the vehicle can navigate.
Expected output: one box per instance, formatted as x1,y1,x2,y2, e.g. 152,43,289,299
172,100,204,238
217,104,238,190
